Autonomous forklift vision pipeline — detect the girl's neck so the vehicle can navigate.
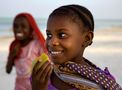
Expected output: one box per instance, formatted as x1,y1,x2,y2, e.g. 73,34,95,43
20,38,33,47
71,56,90,67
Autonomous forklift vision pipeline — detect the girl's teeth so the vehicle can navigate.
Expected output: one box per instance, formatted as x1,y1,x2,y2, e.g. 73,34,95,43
17,33,23,37
51,51,61,55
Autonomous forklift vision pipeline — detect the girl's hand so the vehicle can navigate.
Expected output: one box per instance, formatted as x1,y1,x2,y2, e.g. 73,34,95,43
6,58,14,73
10,43,20,58
32,60,53,90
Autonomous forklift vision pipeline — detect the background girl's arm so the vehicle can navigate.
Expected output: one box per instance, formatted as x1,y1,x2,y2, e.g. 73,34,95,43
6,42,20,74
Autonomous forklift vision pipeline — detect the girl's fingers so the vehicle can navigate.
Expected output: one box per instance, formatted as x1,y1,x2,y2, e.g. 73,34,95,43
33,61,51,81
36,61,50,78
45,65,53,81
33,60,42,73
39,63,53,82
31,60,53,90
32,59,47,75
33,53,49,73
32,60,39,75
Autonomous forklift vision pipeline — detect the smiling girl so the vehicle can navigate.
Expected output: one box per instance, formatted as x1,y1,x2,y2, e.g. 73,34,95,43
6,13,46,90
32,5,122,90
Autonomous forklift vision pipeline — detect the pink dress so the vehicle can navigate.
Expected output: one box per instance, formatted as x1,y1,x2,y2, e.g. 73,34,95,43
14,39,43,90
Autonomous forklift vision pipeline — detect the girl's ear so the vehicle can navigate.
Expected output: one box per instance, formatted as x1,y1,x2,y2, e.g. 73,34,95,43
83,31,94,47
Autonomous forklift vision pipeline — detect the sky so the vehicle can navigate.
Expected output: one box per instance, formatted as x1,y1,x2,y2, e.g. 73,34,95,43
0,0,122,20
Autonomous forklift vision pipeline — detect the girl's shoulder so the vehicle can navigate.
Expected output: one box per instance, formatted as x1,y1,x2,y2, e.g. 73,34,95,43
83,58,122,89
84,59,115,79
84,57,115,79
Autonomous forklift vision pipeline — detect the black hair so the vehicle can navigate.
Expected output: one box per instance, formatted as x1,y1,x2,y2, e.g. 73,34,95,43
49,4,94,32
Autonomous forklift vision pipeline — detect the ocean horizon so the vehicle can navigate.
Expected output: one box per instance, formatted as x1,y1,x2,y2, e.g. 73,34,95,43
0,17,122,37
0,17,47,37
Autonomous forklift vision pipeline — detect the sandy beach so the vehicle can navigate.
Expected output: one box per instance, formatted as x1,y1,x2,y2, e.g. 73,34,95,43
0,27,122,89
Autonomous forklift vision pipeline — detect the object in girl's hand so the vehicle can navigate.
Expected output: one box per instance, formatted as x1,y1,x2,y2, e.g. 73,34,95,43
31,53,49,73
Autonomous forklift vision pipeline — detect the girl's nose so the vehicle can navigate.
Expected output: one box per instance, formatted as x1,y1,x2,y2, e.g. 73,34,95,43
49,37,60,46
15,26,22,33
18,26,23,31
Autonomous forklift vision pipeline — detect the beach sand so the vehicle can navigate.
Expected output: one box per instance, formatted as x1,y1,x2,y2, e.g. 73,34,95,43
0,27,122,89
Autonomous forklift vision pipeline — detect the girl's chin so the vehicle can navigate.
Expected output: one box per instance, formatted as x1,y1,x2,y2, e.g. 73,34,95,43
51,60,66,65
15,37,23,40
49,56,66,65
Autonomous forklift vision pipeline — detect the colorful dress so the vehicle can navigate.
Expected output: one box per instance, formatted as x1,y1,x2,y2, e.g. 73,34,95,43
14,39,43,90
7,13,46,90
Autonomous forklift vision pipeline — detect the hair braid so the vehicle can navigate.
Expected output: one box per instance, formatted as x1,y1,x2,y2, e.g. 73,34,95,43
49,4,94,32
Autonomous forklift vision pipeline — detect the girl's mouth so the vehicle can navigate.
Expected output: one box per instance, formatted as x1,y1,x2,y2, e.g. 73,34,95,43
49,50,63,57
49,51,62,55
16,33,23,37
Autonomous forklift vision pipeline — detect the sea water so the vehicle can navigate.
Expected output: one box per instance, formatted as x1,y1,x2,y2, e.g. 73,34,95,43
0,17,122,37
0,17,47,37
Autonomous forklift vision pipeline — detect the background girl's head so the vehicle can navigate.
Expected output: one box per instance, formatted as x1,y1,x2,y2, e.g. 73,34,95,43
13,13,37,41
13,15,33,41
46,4,94,64
9,13,46,61
12,13,45,49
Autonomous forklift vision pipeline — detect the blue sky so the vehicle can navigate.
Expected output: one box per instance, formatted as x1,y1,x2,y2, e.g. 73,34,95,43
0,0,122,19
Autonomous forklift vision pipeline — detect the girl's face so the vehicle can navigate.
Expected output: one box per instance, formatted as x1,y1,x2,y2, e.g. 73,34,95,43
13,16,32,41
46,16,87,64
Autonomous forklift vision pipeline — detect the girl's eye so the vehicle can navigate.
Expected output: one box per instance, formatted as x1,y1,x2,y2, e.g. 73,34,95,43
47,33,52,39
58,32,67,39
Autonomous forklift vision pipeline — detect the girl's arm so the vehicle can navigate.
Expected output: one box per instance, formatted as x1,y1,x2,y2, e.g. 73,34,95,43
6,56,14,74
6,42,20,74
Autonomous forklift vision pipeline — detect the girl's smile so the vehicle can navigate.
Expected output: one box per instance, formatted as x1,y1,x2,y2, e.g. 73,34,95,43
16,33,24,38
46,16,86,64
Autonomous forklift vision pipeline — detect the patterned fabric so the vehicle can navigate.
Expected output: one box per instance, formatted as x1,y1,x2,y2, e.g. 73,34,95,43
53,60,122,90
65,62,122,90
54,65,102,90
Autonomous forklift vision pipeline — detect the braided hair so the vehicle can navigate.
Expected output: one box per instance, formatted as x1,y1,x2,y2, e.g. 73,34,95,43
49,4,94,32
